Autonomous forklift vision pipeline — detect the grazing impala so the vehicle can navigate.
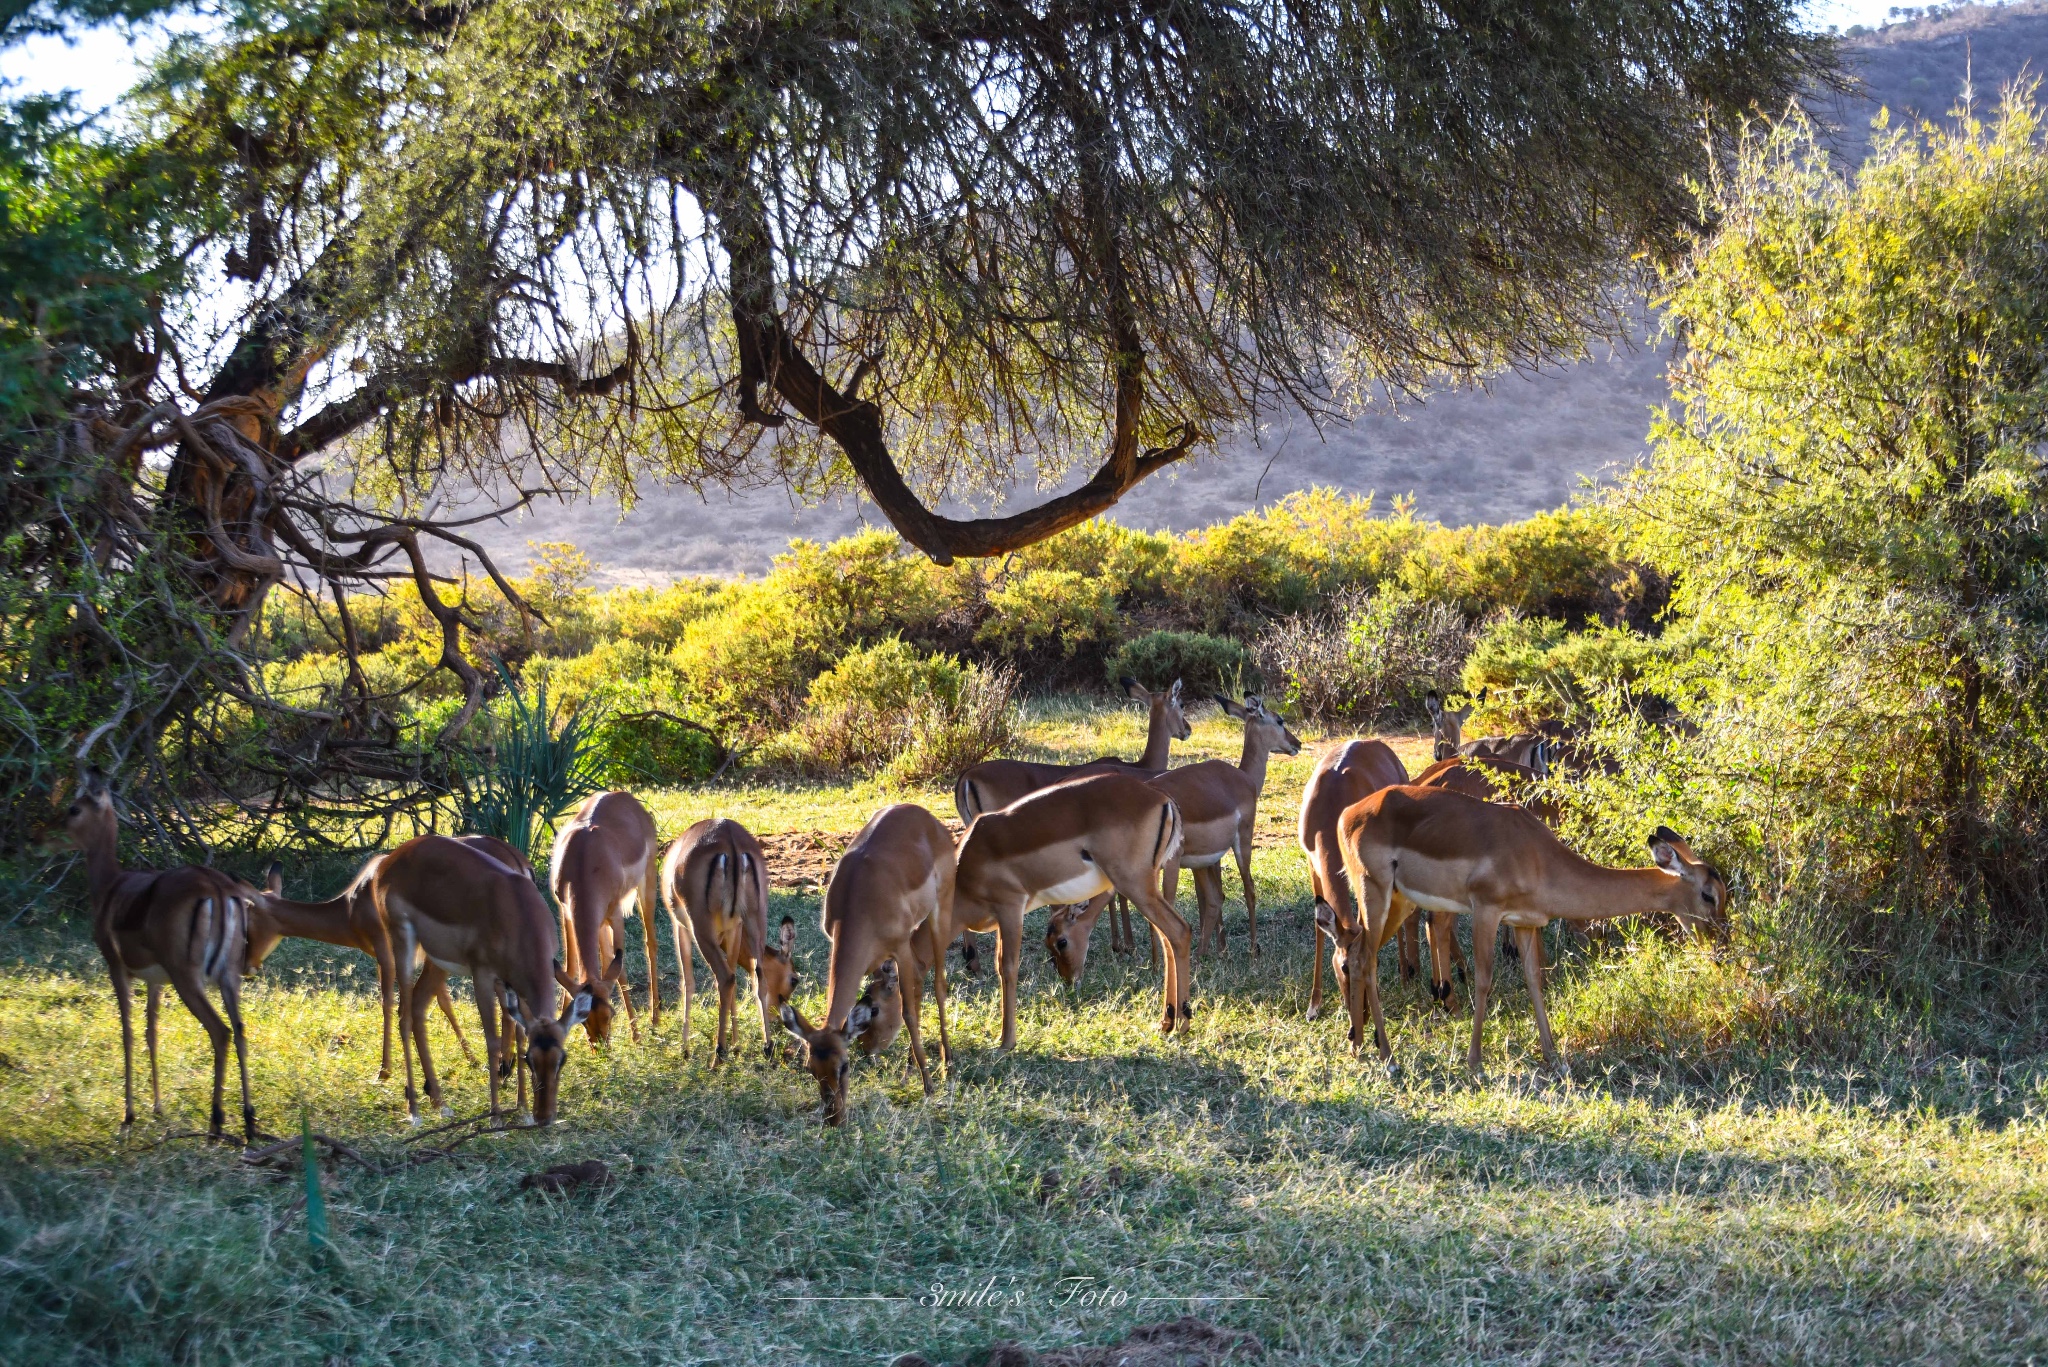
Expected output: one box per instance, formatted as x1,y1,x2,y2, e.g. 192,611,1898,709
661,818,799,1064
550,790,663,1044
250,842,517,1079
1425,694,1552,772
52,773,262,1143
1333,785,1726,1075
853,959,905,1058
377,835,593,1124
780,804,954,1124
1045,694,1299,983
956,773,1187,1046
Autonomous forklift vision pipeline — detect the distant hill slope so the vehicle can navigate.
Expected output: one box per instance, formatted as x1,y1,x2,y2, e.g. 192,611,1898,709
438,4,2048,585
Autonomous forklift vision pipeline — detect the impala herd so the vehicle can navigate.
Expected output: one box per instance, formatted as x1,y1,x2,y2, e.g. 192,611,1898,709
50,681,1725,1141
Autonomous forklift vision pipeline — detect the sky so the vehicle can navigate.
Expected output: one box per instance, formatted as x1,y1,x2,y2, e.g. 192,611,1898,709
2,3,1920,115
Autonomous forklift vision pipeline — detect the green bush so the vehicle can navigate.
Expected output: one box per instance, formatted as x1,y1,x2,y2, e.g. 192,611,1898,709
587,714,723,785
1105,631,1256,695
1257,588,1473,726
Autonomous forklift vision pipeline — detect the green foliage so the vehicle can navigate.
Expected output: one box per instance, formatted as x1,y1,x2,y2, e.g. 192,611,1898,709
789,638,1016,783
1461,618,1674,731
1257,588,1476,727
1105,631,1256,696
452,667,605,858
978,569,1120,658
1591,96,2048,938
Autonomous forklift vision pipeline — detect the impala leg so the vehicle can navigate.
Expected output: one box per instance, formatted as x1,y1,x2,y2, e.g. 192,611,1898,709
1360,906,1400,1072
929,919,952,1070
1424,912,1458,1013
374,934,398,1082
1234,839,1260,957
608,912,641,1043
901,953,934,1096
1467,911,1503,1076
436,980,479,1067
1514,923,1563,1075
995,908,1023,1051
144,983,163,1116
474,969,503,1118
512,1004,529,1119
105,954,136,1129
1195,866,1225,957
392,926,422,1122
1397,917,1421,982
1129,880,1192,1034
716,973,736,1068
639,877,664,1031
670,912,697,1060
165,968,231,1140
217,972,258,1145
559,903,580,984
409,960,451,1117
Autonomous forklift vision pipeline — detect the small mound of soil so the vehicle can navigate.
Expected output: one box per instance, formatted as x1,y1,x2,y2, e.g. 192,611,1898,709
517,1160,613,1195
893,1317,1263,1367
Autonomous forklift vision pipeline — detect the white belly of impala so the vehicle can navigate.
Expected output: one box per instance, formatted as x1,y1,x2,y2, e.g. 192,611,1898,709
1178,850,1226,869
1029,868,1111,910
1394,881,1469,916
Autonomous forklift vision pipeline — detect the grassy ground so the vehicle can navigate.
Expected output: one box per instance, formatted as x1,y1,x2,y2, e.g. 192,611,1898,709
2,700,2045,1365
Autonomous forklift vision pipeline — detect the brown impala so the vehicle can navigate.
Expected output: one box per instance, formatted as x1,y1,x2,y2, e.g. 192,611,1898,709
1295,738,1409,1023
52,772,263,1144
550,790,663,1044
781,804,955,1125
376,835,593,1125
1333,785,1726,1076
661,818,797,1064
955,772,1187,1046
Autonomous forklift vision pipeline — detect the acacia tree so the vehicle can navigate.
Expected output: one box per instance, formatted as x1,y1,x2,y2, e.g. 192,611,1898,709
2,0,1825,842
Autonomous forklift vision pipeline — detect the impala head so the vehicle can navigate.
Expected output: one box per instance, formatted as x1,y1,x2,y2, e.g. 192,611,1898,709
1425,694,1472,761
854,959,903,1056
1313,902,1365,1049
503,986,595,1125
47,769,116,855
780,1001,874,1126
755,917,801,1042
1044,901,1101,984
1214,693,1302,757
1648,825,1729,934
561,948,626,1045
1122,676,1192,742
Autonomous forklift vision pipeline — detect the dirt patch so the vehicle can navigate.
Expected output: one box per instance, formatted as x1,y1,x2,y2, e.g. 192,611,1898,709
893,1318,1263,1367
759,823,967,890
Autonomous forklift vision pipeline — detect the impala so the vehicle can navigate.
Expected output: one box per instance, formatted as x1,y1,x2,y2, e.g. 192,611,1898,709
852,959,904,1058
780,803,954,1124
251,843,514,1079
1045,694,1299,984
661,818,799,1064
1295,739,1407,1023
1333,785,1726,1076
956,772,1187,1045
52,773,263,1143
956,677,1189,960
1425,694,1552,772
550,790,663,1044
377,834,593,1124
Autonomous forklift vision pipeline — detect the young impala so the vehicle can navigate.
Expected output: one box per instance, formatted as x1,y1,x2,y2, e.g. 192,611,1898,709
661,818,798,1064
1333,785,1726,1076
1294,739,1409,1023
52,772,263,1144
780,803,954,1125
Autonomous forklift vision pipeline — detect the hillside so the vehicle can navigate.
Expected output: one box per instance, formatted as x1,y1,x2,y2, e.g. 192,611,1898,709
439,4,2048,585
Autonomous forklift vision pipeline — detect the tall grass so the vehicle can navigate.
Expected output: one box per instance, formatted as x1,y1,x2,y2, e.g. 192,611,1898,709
452,666,606,858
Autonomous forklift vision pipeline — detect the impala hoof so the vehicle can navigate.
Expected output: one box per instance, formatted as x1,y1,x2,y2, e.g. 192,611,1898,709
1305,1003,1320,1022
1384,1060,1403,1081
439,1104,455,1119
405,1112,423,1128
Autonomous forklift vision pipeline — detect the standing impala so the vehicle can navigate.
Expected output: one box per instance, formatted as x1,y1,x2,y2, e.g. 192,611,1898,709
251,842,516,1079
550,790,663,1044
377,835,593,1124
956,677,1189,960
1333,785,1726,1076
52,772,262,1144
780,804,954,1125
662,818,799,1064
1045,694,1299,984
955,772,1187,1046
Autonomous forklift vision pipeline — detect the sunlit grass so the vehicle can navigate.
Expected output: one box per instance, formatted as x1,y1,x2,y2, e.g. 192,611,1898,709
2,704,2044,1364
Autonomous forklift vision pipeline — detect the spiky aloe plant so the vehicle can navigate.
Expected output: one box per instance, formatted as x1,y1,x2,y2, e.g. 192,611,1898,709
453,664,605,860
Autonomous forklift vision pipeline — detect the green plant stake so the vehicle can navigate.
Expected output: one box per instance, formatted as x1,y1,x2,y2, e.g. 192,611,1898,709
302,1107,328,1254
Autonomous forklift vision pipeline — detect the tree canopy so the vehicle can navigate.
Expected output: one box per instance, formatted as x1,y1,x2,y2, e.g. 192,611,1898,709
0,0,1826,837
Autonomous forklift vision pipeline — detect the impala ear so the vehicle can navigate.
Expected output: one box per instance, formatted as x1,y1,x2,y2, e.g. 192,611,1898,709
553,960,576,991
1649,833,1682,872
779,915,797,957
502,987,528,1029
846,1002,876,1037
1213,694,1249,720
265,861,284,896
778,1002,811,1044
604,951,626,983
1313,902,1337,935
1424,693,1444,721
1120,675,1146,702
560,991,595,1029
1168,678,1184,703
